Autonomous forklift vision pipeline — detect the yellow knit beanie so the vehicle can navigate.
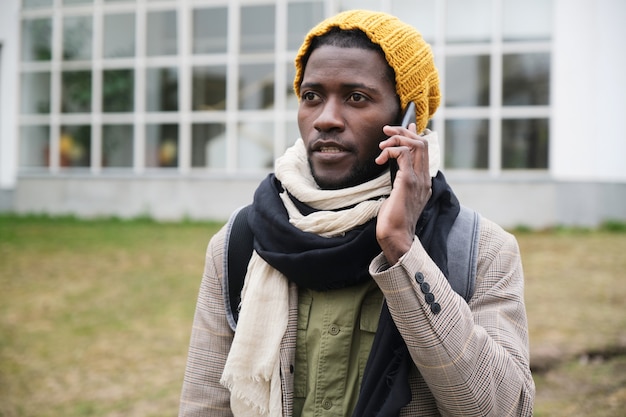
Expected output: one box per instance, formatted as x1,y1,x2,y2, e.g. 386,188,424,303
294,10,440,133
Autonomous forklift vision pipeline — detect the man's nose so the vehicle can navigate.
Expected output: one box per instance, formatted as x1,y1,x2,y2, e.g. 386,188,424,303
313,100,345,132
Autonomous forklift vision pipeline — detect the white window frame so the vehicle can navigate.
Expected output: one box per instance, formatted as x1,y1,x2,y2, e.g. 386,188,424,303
17,0,552,178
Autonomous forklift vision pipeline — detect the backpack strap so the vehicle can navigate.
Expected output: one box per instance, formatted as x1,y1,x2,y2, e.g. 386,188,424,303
222,204,253,331
446,205,480,302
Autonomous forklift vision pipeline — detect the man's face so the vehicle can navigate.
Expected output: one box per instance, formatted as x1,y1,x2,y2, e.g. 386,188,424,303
297,45,400,190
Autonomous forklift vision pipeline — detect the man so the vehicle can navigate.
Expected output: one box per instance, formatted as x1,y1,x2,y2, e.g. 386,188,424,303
179,9,535,417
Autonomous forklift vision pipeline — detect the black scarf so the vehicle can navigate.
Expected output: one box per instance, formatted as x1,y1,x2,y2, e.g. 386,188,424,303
248,171,460,416
248,174,381,291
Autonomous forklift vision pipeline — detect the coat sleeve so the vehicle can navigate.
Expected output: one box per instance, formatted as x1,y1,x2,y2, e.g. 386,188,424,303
369,217,535,417
179,227,234,417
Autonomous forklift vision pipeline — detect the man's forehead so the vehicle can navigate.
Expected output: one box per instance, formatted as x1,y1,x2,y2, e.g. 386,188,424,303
301,46,394,90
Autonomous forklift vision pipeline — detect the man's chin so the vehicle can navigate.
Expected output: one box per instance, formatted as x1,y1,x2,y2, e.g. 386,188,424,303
309,164,350,190
312,170,384,190
309,159,386,190
312,175,347,190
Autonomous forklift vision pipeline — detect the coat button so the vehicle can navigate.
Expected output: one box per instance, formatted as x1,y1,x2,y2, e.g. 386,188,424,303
415,271,424,283
329,324,340,336
431,302,441,314
322,399,332,410
425,292,435,304
420,282,430,294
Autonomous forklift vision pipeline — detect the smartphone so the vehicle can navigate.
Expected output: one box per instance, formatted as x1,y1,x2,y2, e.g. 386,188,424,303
389,101,416,187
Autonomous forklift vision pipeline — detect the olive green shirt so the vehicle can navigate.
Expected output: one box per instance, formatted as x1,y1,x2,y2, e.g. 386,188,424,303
293,279,384,417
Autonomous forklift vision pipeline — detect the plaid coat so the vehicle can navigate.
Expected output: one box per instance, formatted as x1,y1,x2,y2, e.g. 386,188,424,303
179,215,535,416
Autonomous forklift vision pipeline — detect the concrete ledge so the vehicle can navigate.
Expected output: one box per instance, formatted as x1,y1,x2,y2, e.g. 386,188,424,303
12,174,264,222
8,175,626,228
0,189,14,213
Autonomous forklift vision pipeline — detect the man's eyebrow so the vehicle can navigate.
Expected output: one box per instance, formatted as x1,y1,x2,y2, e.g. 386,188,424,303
299,81,381,93
299,82,322,90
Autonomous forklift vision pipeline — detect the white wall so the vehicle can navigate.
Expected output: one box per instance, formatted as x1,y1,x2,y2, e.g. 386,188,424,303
0,0,20,190
3,0,626,225
13,175,626,227
552,0,626,182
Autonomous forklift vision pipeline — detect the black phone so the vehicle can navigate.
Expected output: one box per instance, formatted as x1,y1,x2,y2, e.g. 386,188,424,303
389,101,416,186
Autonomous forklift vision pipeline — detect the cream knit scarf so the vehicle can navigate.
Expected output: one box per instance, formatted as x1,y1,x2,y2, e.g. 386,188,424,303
220,132,439,416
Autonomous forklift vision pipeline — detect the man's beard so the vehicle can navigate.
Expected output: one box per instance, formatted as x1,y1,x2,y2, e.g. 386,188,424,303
309,157,387,190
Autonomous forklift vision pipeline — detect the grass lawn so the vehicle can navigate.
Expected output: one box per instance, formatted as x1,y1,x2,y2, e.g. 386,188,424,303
1,215,625,416
517,228,626,417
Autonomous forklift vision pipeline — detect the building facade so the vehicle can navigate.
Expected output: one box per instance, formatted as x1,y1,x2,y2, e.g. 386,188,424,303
1,0,625,227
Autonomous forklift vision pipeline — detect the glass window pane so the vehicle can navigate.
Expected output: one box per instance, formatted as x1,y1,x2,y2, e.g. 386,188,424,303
287,2,325,51
239,63,274,110
60,125,91,167
63,15,92,60
20,125,50,168
21,72,51,114
446,0,491,43
23,0,53,8
339,0,379,11
146,124,178,167
103,69,134,112
146,67,178,112
502,118,548,169
102,124,133,167
238,121,273,170
63,0,93,5
286,62,297,110
503,53,550,106
192,66,226,111
445,55,490,107
103,13,135,58
444,119,489,169
191,123,226,168
147,10,177,56
61,70,92,113
503,0,553,41
391,0,436,43
286,121,300,149
21,18,52,62
193,7,228,54
240,5,275,53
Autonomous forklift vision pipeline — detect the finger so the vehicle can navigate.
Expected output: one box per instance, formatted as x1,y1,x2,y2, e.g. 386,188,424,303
382,124,417,142
385,139,429,178
386,122,418,136
380,134,416,152
413,139,430,180
375,145,407,165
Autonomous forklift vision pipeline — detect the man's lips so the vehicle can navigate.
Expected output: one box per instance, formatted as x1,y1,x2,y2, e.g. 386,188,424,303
311,144,351,165
312,142,349,160
311,138,349,152
319,146,342,153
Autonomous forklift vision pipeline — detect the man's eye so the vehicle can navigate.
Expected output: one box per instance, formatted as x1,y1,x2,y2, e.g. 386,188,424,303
349,93,366,102
302,92,317,101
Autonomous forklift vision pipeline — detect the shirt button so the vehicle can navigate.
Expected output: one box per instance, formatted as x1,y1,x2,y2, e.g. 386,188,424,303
322,399,332,410
329,324,340,336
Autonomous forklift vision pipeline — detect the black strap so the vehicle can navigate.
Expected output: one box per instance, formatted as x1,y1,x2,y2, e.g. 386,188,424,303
446,205,480,302
225,205,254,327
